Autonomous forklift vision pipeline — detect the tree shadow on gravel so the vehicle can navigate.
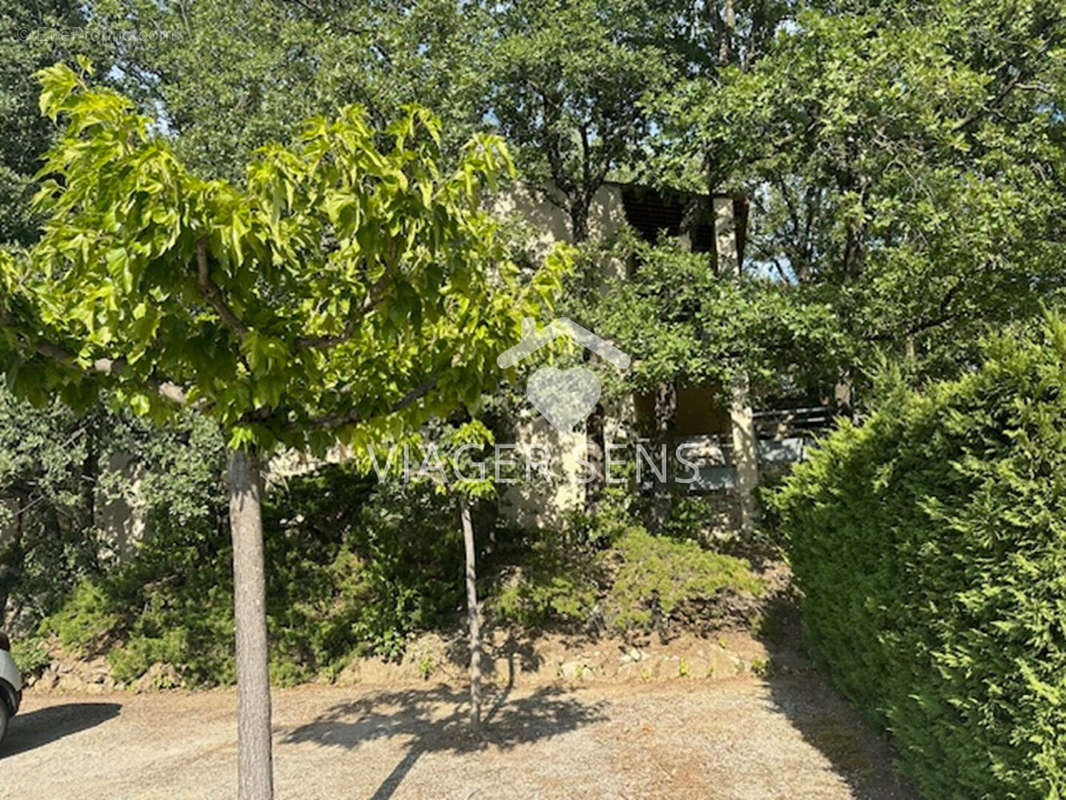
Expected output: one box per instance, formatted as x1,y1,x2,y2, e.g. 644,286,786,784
282,685,607,800
2,702,121,759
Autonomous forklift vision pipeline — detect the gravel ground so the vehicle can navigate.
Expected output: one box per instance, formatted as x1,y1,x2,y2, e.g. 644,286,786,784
1,674,917,800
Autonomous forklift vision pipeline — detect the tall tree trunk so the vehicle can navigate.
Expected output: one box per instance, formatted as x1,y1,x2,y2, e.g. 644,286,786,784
461,500,482,734
567,190,602,509
718,0,736,65
228,446,274,800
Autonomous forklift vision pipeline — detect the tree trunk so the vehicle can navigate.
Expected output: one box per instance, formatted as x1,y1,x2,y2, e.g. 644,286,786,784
461,500,482,734
584,400,606,511
228,446,274,800
569,197,591,244
649,381,677,532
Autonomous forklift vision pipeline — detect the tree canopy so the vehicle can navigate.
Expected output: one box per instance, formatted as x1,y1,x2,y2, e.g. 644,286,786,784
0,62,566,453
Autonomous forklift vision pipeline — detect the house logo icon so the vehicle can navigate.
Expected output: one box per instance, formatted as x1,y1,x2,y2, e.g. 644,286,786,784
497,318,631,432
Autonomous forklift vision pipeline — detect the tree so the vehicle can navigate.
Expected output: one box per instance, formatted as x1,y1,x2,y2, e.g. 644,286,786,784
364,417,499,734
445,421,496,734
0,0,101,245
571,232,843,528
0,385,224,631
0,387,101,623
694,1,1066,389
87,0,487,181
0,63,565,799
483,0,673,242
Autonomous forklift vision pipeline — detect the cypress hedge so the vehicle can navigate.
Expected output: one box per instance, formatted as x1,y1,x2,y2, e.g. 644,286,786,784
773,317,1066,799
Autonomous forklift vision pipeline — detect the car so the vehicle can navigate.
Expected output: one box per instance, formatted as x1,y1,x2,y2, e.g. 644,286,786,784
0,633,21,744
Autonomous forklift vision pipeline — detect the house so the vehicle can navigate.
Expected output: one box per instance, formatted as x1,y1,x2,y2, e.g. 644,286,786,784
495,180,827,531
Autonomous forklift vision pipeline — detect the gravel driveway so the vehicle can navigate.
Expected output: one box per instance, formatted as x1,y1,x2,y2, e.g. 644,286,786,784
1,675,916,800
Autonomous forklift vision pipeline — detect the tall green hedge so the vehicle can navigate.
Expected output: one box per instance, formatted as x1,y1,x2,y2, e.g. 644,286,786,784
772,317,1066,800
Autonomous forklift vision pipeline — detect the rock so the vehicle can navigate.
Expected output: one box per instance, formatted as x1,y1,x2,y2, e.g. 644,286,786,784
132,662,180,692
36,666,60,691
559,660,591,680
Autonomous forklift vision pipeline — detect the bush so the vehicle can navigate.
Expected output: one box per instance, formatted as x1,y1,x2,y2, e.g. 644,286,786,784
40,466,467,686
604,526,762,632
487,506,763,634
488,533,603,627
772,316,1066,799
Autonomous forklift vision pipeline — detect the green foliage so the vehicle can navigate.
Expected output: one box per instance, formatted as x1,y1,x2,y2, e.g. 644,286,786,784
0,64,566,455
692,1,1066,385
489,513,762,633
570,232,847,405
772,314,1066,799
0,0,99,245
9,633,48,675
485,0,672,239
0,388,102,622
38,466,469,686
89,0,486,181
44,509,236,684
489,533,603,627
0,384,225,632
46,580,121,652
604,526,762,631
265,472,465,677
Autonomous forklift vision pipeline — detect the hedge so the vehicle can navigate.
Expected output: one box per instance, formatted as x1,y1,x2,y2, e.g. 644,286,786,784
772,317,1066,799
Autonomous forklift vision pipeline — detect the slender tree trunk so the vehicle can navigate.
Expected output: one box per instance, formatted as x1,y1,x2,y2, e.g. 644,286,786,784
0,497,25,625
461,500,482,734
228,446,274,800
649,381,677,532
716,0,736,66
584,401,606,511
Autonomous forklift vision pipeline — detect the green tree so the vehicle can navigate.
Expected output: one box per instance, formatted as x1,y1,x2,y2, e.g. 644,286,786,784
772,314,1066,799
0,63,565,799
695,1,1066,389
88,0,486,180
0,388,101,622
0,0,99,244
575,234,845,403
483,0,673,241
0,386,225,631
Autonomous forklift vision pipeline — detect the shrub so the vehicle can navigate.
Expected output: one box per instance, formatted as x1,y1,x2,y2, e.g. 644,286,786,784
603,526,762,631
487,513,762,634
39,466,467,686
772,316,1066,799
488,534,603,627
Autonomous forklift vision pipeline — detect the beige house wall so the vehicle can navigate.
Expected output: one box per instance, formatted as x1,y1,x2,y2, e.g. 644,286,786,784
497,183,757,529
492,182,629,278
494,182,633,527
